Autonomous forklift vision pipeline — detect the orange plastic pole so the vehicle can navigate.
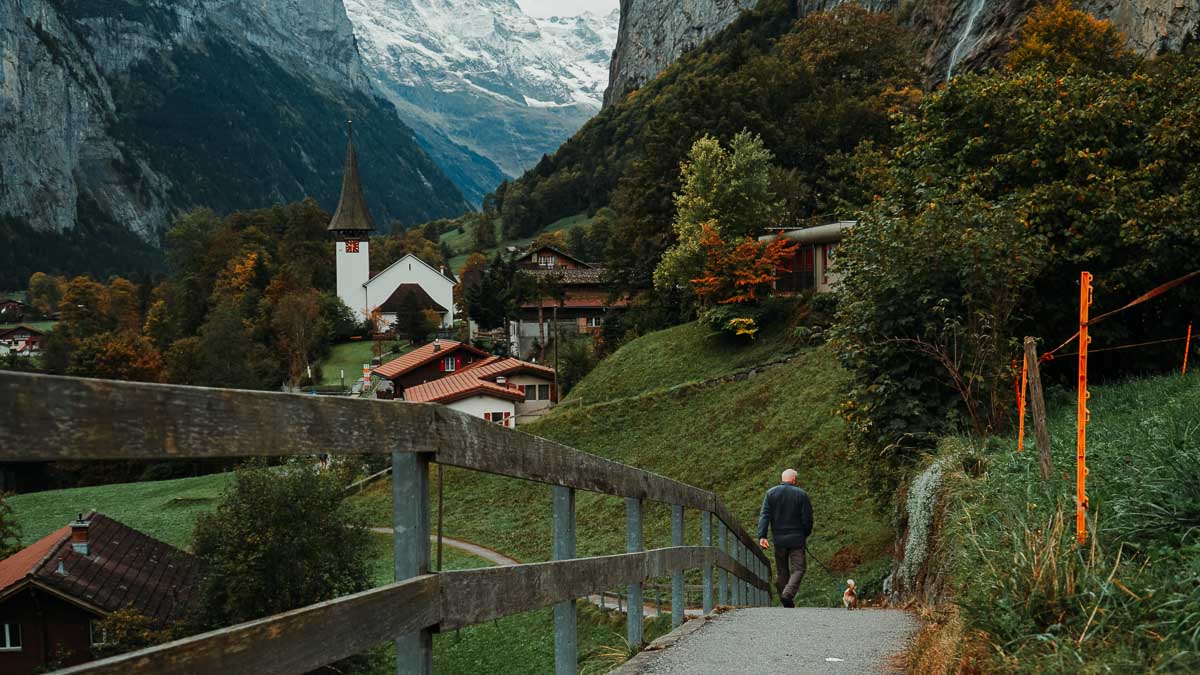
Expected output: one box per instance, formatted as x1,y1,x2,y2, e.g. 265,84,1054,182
1184,323,1192,376
1077,271,1092,545
1017,358,1028,453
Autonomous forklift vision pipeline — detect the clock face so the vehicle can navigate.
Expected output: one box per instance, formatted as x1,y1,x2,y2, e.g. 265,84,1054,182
345,240,360,253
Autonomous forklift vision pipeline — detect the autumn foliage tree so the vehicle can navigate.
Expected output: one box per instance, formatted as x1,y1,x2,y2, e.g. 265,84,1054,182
1006,0,1132,75
690,224,796,338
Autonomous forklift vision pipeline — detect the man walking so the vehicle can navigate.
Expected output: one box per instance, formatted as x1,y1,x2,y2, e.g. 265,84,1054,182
757,469,813,608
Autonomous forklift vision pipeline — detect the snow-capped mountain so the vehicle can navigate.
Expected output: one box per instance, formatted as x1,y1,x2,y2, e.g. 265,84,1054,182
344,0,620,204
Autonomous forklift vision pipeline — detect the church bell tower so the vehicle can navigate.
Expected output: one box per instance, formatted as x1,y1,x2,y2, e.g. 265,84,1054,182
328,121,376,321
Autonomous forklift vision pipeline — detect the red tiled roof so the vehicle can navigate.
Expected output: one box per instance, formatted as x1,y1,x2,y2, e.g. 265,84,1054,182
0,525,69,594
404,357,553,404
403,370,526,404
373,340,488,380
0,513,199,625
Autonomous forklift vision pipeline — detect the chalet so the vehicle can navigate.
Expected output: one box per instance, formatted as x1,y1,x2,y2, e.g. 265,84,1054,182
0,325,45,356
0,513,199,674
0,298,27,322
758,220,854,293
511,245,626,357
328,124,456,331
403,356,557,427
371,339,489,397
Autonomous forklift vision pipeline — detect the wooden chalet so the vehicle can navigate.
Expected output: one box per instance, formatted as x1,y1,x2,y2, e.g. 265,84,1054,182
0,513,199,674
0,325,45,356
511,245,626,356
758,220,854,293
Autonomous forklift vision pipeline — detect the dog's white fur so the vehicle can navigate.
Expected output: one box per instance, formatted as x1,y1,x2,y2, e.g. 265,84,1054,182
842,579,857,610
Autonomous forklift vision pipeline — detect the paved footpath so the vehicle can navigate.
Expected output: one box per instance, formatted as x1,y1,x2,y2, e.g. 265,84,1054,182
621,608,917,674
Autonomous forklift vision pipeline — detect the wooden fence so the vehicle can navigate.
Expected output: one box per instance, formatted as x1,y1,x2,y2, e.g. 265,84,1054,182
0,371,773,675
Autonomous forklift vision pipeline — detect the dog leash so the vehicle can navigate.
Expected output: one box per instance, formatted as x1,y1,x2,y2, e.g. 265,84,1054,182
805,542,845,593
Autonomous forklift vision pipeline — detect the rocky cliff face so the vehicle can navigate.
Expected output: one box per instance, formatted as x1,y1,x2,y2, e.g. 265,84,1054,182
605,0,1200,104
603,0,761,107
0,0,466,260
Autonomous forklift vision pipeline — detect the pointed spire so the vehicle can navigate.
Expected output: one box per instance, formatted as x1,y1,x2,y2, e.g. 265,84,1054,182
327,120,376,233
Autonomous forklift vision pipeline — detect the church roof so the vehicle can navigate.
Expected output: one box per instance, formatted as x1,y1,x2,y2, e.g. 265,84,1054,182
378,284,449,315
327,123,376,233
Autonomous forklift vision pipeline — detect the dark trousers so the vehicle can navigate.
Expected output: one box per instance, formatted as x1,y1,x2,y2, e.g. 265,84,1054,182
774,546,807,601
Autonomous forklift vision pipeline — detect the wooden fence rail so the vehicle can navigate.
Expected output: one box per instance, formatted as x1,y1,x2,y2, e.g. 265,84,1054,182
0,371,773,674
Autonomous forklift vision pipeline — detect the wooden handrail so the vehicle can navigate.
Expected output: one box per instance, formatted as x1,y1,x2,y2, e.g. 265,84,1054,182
47,547,765,674
0,371,769,566
0,370,776,674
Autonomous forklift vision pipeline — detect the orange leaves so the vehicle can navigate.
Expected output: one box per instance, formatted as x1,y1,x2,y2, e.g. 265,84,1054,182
1006,0,1129,76
689,224,797,306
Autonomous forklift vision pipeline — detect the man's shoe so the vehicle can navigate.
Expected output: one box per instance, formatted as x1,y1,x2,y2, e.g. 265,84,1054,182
780,597,795,608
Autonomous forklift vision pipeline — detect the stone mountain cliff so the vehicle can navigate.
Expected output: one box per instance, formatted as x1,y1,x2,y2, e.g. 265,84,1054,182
603,0,1200,106
0,0,466,269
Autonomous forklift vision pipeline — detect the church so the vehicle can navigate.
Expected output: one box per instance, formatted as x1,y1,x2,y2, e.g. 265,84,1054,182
327,124,456,330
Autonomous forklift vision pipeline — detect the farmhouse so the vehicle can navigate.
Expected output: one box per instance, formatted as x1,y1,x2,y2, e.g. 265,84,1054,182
403,356,558,427
0,513,199,674
758,220,854,293
511,244,627,357
328,126,455,331
0,325,45,356
0,298,28,322
372,339,490,395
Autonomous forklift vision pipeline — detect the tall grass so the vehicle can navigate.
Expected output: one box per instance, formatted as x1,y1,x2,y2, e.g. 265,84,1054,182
935,373,1200,671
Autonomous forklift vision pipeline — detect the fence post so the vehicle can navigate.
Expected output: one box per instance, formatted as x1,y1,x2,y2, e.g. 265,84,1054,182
671,504,685,628
733,544,742,606
393,451,431,675
552,486,576,675
1024,337,1054,481
717,522,728,606
1077,271,1093,544
625,497,644,647
702,512,714,614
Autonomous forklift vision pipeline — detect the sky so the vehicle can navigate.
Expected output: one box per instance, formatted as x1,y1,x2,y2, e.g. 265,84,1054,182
517,0,618,17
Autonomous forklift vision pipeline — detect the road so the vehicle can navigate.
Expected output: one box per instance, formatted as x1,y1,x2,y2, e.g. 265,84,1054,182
620,608,916,674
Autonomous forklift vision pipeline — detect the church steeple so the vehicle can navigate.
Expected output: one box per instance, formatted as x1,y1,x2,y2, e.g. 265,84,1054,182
327,120,376,234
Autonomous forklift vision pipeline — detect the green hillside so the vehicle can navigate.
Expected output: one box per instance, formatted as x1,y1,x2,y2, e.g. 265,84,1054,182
363,323,891,609
912,372,1200,672
562,320,799,405
441,212,594,273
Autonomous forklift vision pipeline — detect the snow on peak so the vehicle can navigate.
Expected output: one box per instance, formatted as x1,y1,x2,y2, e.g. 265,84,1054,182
344,0,619,109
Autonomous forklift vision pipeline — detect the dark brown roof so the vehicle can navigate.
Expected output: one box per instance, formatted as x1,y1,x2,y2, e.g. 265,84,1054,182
327,125,376,233
0,512,200,625
378,284,448,315
515,245,594,269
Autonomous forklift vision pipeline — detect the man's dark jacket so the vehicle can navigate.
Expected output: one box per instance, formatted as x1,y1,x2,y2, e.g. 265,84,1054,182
757,483,813,550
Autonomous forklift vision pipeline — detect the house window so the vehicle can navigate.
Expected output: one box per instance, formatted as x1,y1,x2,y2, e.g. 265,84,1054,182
442,356,456,372
90,620,109,647
586,316,603,328
0,622,21,651
523,385,534,402
538,254,554,269
538,384,551,401
484,412,511,427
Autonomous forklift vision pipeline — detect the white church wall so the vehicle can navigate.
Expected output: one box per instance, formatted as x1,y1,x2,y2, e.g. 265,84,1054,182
335,239,370,320
365,254,455,328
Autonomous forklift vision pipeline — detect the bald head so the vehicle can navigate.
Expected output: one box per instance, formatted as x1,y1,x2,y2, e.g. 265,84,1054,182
781,469,797,484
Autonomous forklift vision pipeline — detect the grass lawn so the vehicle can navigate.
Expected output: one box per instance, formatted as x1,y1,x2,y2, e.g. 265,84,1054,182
7,473,235,549
318,341,409,387
0,320,56,332
356,329,893,609
562,319,799,406
443,212,594,274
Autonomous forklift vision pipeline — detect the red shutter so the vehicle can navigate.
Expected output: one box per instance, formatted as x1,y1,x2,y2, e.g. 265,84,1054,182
550,384,558,403
455,356,462,369
439,359,445,372
504,412,512,428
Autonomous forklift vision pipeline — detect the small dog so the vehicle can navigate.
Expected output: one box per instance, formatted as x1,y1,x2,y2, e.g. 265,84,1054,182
842,579,857,610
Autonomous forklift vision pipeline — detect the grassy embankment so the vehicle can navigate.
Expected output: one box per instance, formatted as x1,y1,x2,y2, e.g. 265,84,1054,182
358,321,893,612
7,473,647,674
441,212,593,273
909,371,1200,673
318,341,410,387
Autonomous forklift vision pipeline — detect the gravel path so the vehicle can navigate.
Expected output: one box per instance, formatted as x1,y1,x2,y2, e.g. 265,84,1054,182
627,608,917,674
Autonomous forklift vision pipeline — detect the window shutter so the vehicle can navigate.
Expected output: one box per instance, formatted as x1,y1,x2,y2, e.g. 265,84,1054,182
550,384,558,403
439,359,445,372
455,356,462,369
